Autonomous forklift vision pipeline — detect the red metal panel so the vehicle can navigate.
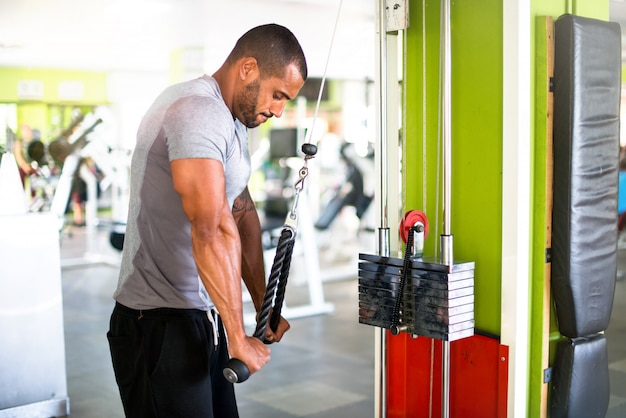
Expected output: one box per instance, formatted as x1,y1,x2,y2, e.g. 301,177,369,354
498,344,509,418
386,333,509,418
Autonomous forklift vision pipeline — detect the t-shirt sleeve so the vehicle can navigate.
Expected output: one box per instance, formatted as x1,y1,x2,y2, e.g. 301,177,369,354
162,95,234,164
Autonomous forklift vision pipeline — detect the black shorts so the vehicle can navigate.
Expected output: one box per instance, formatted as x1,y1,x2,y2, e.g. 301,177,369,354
107,302,239,418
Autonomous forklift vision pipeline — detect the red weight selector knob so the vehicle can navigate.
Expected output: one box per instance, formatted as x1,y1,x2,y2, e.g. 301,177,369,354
399,210,429,244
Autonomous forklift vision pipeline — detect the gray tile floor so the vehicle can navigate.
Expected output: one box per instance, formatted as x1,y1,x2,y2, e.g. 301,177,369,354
56,222,626,417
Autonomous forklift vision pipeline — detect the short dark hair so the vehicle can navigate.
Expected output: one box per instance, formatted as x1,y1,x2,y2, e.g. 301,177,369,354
227,24,308,81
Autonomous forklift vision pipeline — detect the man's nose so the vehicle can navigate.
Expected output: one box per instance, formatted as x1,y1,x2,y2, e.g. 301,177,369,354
269,101,286,118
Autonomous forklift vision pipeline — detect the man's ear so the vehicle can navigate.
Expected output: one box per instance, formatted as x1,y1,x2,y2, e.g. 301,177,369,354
240,57,258,80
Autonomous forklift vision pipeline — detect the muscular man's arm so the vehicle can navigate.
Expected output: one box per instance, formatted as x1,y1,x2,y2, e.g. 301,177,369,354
232,187,290,342
232,187,266,311
171,158,269,374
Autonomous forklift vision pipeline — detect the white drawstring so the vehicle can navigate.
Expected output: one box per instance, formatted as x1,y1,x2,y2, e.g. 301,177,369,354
198,276,220,348
207,309,219,348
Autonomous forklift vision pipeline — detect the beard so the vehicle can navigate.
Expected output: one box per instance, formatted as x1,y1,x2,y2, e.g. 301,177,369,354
236,79,263,128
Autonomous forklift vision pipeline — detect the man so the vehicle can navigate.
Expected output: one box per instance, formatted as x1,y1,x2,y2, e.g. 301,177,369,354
107,24,307,417
12,125,36,184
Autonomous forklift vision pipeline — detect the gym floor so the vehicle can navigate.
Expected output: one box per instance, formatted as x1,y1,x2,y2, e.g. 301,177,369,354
60,220,375,418
58,222,626,418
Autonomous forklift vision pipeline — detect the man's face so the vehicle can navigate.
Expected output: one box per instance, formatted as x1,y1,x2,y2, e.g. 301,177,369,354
235,63,305,129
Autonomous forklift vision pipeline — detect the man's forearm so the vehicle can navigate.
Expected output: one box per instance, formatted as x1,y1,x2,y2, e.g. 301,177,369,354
233,188,266,312
192,214,247,344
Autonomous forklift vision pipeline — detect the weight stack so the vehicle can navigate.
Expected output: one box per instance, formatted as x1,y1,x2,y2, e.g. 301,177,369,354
358,253,475,341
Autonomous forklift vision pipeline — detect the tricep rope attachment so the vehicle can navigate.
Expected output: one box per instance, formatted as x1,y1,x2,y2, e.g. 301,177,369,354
223,143,317,384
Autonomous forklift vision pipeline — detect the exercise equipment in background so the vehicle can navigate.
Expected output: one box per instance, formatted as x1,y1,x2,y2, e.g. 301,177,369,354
314,142,373,231
49,115,103,225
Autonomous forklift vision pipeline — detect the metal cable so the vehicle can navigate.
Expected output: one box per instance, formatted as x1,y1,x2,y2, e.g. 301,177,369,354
306,0,343,145
391,227,415,331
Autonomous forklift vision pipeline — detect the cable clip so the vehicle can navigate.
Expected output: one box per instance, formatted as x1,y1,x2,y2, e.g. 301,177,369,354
287,143,318,224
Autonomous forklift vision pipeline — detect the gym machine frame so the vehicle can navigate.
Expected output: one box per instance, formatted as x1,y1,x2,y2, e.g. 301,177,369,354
364,1,475,417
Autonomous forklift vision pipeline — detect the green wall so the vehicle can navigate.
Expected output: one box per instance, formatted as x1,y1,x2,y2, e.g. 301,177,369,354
403,0,610,416
0,68,108,104
404,0,503,336
0,68,108,141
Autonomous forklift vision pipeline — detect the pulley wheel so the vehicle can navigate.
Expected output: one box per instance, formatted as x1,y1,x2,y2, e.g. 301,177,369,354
399,210,429,244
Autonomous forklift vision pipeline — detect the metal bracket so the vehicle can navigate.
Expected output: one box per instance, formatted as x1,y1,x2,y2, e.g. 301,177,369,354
385,0,409,32
549,77,554,93
545,248,552,263
412,223,425,258
543,367,553,383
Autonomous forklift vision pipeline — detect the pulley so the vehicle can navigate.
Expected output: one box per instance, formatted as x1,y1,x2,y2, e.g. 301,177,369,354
398,210,429,258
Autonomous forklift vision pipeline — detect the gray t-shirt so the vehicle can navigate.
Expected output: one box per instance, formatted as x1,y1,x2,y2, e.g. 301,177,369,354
114,75,250,311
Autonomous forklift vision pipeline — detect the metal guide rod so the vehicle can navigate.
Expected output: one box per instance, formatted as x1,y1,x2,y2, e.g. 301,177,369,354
441,0,453,417
441,0,453,266
378,0,389,240
376,1,389,417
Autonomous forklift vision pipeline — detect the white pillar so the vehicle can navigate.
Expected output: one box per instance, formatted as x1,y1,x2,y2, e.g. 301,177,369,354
502,0,532,417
